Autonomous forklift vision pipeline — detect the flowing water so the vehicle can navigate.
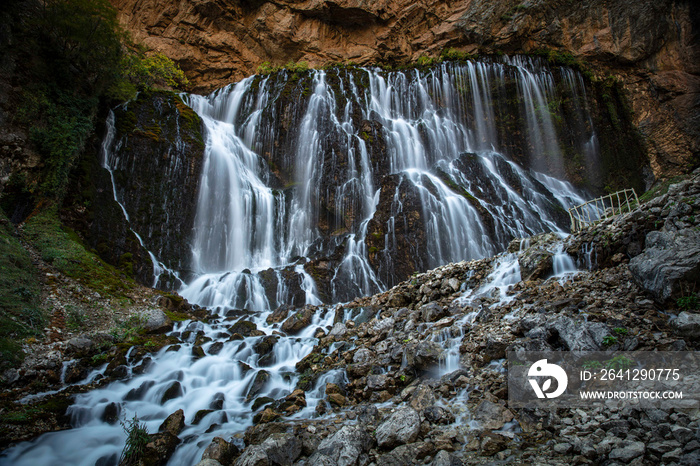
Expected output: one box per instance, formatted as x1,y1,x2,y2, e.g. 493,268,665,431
1,58,598,465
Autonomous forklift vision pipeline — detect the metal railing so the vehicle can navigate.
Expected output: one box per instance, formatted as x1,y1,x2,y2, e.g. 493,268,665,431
568,188,639,232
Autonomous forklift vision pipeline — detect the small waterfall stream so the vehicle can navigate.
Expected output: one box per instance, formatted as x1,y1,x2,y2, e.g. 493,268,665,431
1,58,600,465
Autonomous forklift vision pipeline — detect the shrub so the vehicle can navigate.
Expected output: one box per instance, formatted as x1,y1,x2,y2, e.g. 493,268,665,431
119,414,150,466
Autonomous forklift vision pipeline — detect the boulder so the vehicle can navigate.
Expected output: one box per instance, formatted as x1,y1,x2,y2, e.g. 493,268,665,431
202,437,239,465
409,384,436,411
281,308,314,334
307,424,374,466
375,407,421,449
246,370,270,401
629,228,700,302
142,308,174,334
404,341,442,371
608,441,645,462
140,432,181,466
160,381,183,404
673,312,700,339
472,400,514,430
548,317,609,351
159,409,185,436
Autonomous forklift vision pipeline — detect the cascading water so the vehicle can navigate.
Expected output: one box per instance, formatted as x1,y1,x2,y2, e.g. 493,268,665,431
2,58,604,465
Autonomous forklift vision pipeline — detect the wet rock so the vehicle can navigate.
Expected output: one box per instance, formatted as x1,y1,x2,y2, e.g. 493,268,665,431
101,402,121,425
192,409,214,425
63,362,88,384
280,308,314,334
125,380,156,401
266,305,290,325
252,407,280,424
209,393,225,410
423,406,455,425
246,370,270,401
404,341,442,371
161,381,184,404
142,308,174,334
376,406,421,449
370,317,395,337
629,228,700,303
251,396,274,411
159,409,185,436
208,342,224,355
254,336,279,366
328,392,347,407
274,389,307,415
192,345,206,359
228,320,264,337
141,432,181,465
202,437,239,465
307,424,374,466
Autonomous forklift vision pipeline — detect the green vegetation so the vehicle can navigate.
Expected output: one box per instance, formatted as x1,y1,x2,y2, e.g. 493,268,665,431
110,314,147,342
441,48,478,62
604,355,634,371
65,305,87,331
612,327,629,336
639,176,687,203
0,212,44,371
602,335,619,346
119,414,150,466
257,61,310,76
581,360,603,371
22,207,133,296
5,0,189,204
677,293,699,311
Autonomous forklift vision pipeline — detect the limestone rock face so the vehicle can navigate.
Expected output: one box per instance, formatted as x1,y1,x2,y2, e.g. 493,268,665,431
110,0,699,179
629,228,700,303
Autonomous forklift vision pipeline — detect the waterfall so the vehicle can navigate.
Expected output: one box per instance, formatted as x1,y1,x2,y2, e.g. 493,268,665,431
176,59,597,308
1,57,604,466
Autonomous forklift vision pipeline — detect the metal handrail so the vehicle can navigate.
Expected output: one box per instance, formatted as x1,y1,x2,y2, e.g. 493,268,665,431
567,188,639,232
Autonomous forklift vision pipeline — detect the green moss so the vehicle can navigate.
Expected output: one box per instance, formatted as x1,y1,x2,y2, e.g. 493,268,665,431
164,309,190,322
23,206,133,297
0,211,43,371
441,48,477,62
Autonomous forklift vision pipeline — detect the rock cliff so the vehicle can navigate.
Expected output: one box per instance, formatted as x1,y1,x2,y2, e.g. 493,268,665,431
110,0,699,180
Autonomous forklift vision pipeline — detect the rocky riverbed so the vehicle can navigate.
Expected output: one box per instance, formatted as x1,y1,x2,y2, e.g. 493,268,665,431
2,172,700,465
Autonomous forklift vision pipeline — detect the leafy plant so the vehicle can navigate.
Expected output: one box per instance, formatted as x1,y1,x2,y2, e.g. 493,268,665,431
119,414,150,466
604,355,633,371
613,327,629,336
581,360,602,371
677,294,699,311
602,335,618,346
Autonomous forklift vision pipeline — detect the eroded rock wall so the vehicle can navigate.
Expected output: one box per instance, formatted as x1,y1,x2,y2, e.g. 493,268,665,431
110,0,700,180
